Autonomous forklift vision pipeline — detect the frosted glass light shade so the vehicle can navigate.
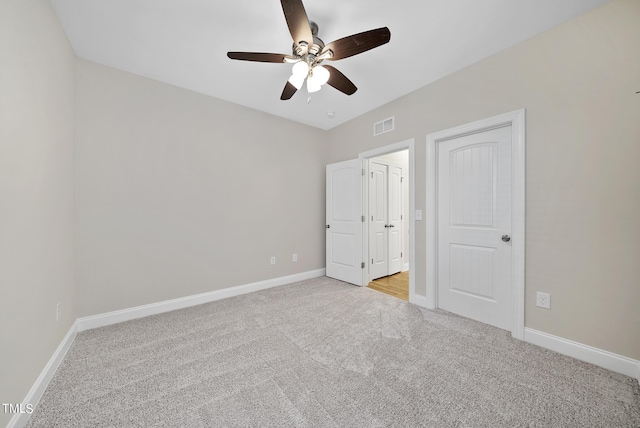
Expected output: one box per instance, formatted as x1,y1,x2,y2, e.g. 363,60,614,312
313,65,330,85
306,76,321,93
291,61,309,77
288,73,305,90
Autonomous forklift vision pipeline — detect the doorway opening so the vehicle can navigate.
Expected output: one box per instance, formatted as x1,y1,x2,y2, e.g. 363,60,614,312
360,139,415,302
366,152,409,300
368,271,409,301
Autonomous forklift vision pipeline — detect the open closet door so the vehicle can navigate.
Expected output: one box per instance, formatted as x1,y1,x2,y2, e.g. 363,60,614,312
326,159,363,286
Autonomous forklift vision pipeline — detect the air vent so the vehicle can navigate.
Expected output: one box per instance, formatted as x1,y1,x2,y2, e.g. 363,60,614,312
373,117,394,136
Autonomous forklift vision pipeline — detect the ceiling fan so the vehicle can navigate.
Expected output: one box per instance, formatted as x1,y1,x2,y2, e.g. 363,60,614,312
227,0,391,100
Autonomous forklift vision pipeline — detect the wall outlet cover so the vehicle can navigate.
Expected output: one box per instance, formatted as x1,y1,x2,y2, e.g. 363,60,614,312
536,292,551,309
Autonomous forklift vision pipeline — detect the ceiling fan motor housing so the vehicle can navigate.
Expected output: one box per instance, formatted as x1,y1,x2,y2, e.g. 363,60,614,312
293,21,325,57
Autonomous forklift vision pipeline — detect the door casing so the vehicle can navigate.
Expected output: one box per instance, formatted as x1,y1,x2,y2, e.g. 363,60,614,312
426,109,526,340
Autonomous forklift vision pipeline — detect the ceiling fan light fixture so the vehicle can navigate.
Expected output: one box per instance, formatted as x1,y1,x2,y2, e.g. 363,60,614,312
227,0,389,100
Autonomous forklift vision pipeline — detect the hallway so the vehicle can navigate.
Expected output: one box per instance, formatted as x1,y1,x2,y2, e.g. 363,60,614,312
367,271,409,301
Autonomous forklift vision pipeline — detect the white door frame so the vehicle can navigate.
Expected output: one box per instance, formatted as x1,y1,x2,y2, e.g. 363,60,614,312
426,109,525,340
359,139,416,301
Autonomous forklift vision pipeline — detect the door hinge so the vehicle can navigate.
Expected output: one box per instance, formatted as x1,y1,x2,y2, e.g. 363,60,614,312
372,258,374,264
361,262,365,269
371,171,374,178
401,177,404,183
401,252,403,257
361,215,365,222
401,215,403,220
362,168,365,176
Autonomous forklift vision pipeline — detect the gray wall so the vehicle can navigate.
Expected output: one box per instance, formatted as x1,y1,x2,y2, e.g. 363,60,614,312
74,60,328,317
0,1,76,426
327,0,640,360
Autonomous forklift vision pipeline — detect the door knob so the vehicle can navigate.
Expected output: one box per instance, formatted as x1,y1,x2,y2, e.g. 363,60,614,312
384,224,389,228
326,224,330,229
388,224,395,228
501,235,511,242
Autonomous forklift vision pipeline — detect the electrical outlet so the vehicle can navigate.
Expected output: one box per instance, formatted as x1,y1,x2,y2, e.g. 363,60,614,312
56,303,61,321
536,292,551,309
270,256,276,265
292,253,298,262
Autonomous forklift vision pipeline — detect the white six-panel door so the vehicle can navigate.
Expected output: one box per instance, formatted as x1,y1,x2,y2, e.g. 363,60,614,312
326,159,363,286
437,126,512,330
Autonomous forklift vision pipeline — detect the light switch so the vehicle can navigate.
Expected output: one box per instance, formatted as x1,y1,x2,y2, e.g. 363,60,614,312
415,210,423,221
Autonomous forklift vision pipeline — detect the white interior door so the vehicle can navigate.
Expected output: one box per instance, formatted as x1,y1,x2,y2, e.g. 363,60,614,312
369,161,403,280
369,162,388,280
388,165,403,275
438,126,512,330
326,159,363,286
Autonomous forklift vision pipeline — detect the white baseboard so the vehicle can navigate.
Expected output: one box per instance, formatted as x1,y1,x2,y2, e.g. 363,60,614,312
8,321,79,428
77,268,326,331
524,328,640,381
402,263,410,272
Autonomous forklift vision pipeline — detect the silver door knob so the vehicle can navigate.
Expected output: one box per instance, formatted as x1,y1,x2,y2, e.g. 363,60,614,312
501,235,511,242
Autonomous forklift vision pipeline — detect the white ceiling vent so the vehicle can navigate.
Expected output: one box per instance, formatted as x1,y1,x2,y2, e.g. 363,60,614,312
373,117,395,136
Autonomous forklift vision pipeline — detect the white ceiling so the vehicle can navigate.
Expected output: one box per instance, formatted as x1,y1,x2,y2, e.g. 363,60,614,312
50,0,610,130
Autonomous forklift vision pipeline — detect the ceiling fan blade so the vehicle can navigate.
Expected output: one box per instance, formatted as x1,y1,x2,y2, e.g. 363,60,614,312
323,27,391,61
227,52,288,63
280,81,298,100
280,0,313,48
323,65,357,95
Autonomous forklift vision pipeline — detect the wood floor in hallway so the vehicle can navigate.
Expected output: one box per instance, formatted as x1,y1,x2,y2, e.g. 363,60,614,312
367,271,409,301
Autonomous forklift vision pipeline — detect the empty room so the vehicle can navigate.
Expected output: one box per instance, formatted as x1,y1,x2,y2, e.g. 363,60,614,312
1,0,639,426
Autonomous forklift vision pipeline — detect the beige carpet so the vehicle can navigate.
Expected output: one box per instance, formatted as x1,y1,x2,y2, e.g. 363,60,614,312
27,276,640,427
